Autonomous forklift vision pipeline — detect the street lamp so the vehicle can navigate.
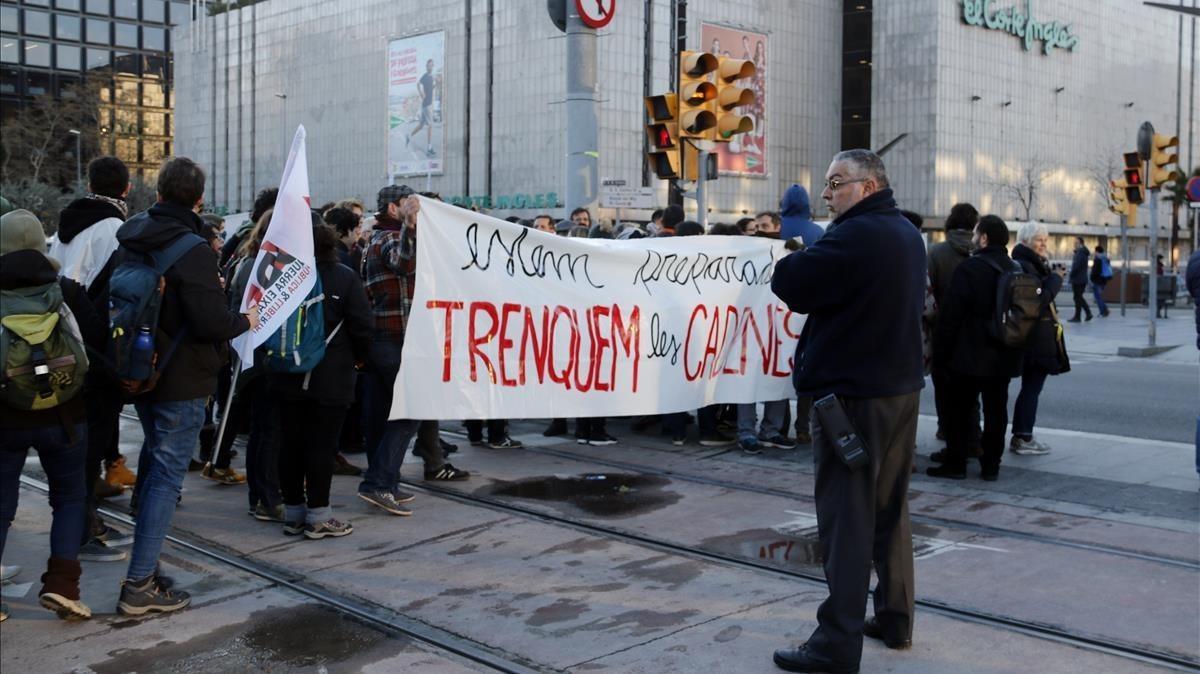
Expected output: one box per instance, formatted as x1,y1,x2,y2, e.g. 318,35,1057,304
274,92,288,155
68,129,82,195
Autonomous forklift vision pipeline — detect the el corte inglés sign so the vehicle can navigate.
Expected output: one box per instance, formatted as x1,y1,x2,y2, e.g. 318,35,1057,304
961,0,1079,55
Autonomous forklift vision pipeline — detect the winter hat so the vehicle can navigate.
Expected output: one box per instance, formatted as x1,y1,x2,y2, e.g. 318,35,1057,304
661,204,684,231
0,209,49,256
554,219,574,234
376,184,415,213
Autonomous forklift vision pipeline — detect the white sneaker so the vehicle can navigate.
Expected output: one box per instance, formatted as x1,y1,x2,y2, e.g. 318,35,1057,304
1010,437,1051,455
0,564,20,582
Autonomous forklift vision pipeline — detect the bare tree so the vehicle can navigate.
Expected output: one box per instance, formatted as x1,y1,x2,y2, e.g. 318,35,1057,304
993,157,1051,222
0,81,102,186
1084,145,1125,216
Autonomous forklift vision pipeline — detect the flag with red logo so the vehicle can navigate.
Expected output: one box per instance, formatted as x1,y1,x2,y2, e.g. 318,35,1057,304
232,125,317,368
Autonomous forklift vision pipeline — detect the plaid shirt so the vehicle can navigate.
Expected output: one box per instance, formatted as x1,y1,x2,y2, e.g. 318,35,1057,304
361,217,417,344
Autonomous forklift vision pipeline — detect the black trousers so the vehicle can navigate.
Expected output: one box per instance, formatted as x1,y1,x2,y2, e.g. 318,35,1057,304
278,401,346,509
465,419,507,443
82,389,123,542
1071,282,1091,319
806,392,918,666
930,362,981,443
944,373,1010,472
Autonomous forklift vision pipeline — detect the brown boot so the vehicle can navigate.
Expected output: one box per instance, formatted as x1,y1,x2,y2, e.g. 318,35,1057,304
39,557,91,620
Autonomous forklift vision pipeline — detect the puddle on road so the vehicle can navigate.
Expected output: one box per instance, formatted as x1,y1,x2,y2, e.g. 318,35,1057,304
702,522,946,571
483,473,682,518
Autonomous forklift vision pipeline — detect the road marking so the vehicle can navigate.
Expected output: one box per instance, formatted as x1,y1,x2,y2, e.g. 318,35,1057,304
0,581,32,598
914,538,1010,560
917,415,1191,451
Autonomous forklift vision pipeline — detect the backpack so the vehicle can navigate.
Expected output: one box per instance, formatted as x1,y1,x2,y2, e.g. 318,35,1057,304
980,256,1043,348
263,275,335,374
106,233,206,396
0,282,89,410
1099,256,1113,280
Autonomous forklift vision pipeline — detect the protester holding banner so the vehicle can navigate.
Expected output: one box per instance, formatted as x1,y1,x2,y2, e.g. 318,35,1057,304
771,149,925,673
114,157,259,616
271,221,373,539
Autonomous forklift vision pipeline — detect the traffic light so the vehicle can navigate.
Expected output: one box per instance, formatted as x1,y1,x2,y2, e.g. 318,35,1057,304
644,93,680,179
678,51,717,139
712,57,756,142
681,141,719,182
1122,151,1144,204
1147,133,1180,190
1109,179,1129,216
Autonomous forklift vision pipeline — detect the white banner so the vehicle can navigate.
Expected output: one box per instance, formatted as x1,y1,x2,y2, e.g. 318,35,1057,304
392,197,803,420
233,125,316,368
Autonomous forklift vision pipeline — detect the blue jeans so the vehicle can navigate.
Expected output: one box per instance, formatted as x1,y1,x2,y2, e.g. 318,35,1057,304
736,400,787,441
0,423,87,562
128,398,206,581
1091,280,1108,315
360,341,420,494
1010,364,1049,441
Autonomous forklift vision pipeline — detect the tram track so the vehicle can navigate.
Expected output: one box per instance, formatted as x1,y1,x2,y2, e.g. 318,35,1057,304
17,474,545,674
398,475,1199,672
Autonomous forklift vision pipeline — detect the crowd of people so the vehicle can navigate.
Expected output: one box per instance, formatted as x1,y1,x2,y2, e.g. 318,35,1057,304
1,148,1191,674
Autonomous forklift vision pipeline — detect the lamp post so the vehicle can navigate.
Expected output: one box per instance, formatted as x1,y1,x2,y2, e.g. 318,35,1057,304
274,92,287,156
68,129,82,195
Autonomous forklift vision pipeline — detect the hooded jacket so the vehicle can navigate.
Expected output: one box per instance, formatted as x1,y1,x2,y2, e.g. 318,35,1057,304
1069,246,1090,286
0,249,105,430
927,228,974,311
779,184,824,246
933,244,1025,379
115,202,250,402
49,197,124,296
772,188,927,399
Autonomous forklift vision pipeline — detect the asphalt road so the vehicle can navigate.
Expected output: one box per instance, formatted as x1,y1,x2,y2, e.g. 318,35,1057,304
919,357,1198,444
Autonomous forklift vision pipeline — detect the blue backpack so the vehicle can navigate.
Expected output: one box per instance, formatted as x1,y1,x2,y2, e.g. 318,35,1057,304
106,233,205,395
263,275,338,374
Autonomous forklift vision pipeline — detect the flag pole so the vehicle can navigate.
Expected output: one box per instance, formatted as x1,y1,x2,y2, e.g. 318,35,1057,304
213,350,243,460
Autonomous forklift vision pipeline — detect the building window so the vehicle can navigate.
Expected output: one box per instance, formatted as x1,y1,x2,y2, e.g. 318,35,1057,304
56,43,79,70
144,0,165,23
114,0,137,19
0,66,20,94
840,0,872,151
85,47,108,69
56,14,80,41
1,39,18,64
0,8,16,35
56,0,83,10
142,110,166,135
24,10,51,37
114,22,136,48
26,71,51,96
25,0,51,7
57,74,80,97
86,18,108,44
143,25,163,51
112,50,137,74
85,0,109,16
24,39,51,67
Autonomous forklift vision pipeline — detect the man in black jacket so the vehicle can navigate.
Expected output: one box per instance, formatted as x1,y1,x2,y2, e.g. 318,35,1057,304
929,215,1024,482
1067,236,1092,322
770,150,925,673
114,157,258,616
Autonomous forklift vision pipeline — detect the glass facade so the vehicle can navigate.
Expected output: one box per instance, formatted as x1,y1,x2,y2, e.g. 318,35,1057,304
0,0,188,181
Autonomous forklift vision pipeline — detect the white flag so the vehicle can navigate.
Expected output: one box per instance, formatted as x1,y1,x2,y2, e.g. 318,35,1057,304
232,125,317,368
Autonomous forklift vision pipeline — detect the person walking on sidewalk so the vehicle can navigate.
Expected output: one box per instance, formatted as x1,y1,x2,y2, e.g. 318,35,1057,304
1090,245,1112,317
1010,222,1070,456
770,150,925,673
113,158,258,616
0,209,106,622
1068,237,1092,322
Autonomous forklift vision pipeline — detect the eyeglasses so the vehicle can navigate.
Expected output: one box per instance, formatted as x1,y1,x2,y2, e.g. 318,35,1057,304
823,177,867,191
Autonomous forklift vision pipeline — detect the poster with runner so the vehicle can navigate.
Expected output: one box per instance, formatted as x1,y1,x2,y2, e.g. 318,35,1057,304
700,23,767,177
387,31,444,177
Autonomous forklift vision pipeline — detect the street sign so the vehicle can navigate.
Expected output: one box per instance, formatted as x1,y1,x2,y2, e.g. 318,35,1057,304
1137,121,1154,160
1186,175,1200,203
576,0,615,29
600,178,656,209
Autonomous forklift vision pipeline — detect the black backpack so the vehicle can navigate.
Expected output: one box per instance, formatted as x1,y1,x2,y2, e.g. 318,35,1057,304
980,256,1043,348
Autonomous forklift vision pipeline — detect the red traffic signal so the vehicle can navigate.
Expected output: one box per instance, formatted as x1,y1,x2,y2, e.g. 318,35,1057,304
1122,151,1144,204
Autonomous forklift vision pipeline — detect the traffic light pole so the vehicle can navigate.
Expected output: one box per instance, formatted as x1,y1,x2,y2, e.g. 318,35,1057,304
1147,174,1158,348
697,148,709,228
565,3,598,219
1119,213,1128,317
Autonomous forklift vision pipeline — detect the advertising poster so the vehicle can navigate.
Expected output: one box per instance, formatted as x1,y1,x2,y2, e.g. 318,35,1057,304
700,23,768,177
388,31,444,177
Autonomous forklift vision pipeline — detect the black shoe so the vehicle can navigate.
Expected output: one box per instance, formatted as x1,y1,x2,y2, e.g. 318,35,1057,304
333,454,363,477
440,438,458,454
925,464,966,479
772,645,858,673
543,419,568,436
425,463,470,481
929,449,948,463
1067,317,1081,323
863,617,912,649
980,467,999,482
586,432,618,446
1085,313,1093,321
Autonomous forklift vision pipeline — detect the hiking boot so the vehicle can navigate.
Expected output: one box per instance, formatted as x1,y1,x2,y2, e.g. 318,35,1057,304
542,418,568,436
1010,437,1051,455
94,476,124,499
1,564,20,582
104,456,136,488
201,463,246,485
586,433,618,447
738,437,762,455
759,434,797,450
78,539,127,562
392,489,416,504
333,454,363,476
117,574,191,616
425,464,470,481
95,524,134,547
699,432,734,447
282,521,305,536
358,490,413,516
304,518,353,540
252,503,286,523
488,436,524,449
39,558,90,621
